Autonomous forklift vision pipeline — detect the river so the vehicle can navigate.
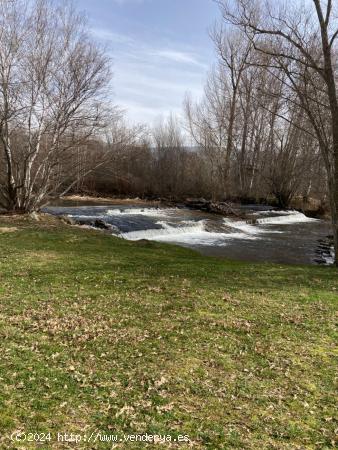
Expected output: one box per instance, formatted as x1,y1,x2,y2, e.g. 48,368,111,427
45,202,334,266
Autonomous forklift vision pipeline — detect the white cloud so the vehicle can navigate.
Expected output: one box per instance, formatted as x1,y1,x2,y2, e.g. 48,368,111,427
91,29,135,45
91,26,208,124
151,49,207,68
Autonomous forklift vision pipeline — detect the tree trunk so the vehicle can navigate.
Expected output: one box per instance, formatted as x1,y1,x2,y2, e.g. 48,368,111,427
332,151,338,266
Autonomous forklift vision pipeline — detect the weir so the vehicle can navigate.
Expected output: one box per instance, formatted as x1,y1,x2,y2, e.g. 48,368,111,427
45,204,334,265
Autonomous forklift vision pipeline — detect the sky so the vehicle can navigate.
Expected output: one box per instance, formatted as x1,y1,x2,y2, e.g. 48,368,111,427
74,0,220,125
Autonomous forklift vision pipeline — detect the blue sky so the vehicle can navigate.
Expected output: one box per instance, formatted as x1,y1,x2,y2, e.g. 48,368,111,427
74,0,220,124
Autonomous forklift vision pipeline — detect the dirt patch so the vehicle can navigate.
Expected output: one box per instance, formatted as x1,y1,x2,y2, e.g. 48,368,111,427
0,227,18,233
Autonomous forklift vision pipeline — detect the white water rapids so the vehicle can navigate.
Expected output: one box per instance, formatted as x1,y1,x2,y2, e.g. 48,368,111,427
120,210,317,244
45,204,334,265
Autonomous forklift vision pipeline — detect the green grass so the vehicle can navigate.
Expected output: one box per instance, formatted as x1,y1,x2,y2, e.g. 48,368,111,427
0,215,337,449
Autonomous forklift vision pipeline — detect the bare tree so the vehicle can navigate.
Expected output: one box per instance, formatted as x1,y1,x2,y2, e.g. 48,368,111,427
185,30,253,199
0,0,112,212
212,29,253,197
184,32,252,200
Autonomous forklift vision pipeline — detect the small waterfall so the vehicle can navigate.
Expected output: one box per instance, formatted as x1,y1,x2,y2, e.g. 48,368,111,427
223,211,316,234
255,211,318,225
121,220,206,241
223,218,262,235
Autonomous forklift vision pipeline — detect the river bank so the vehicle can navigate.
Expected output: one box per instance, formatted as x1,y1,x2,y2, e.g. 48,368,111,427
55,194,162,207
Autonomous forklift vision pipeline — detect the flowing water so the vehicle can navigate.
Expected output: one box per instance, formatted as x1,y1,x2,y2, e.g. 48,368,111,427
45,202,334,265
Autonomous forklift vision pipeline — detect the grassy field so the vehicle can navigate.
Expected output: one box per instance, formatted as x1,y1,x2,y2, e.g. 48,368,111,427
0,215,336,449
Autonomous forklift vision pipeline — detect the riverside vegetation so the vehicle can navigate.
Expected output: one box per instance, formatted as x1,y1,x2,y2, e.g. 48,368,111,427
0,215,336,449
